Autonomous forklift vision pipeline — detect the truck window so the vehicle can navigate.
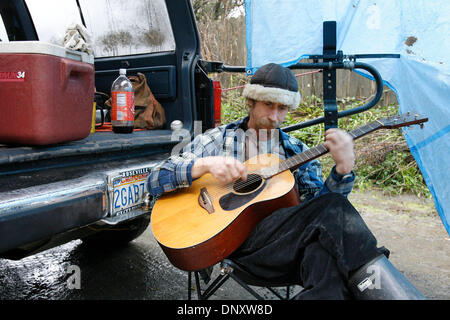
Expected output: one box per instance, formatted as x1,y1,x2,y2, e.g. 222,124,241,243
0,14,7,41
79,0,175,57
25,0,175,58
25,0,83,44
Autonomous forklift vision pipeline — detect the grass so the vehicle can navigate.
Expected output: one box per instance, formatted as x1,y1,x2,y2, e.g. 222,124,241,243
220,89,431,198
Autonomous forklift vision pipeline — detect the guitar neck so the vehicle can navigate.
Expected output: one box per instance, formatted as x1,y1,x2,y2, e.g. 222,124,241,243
263,120,383,178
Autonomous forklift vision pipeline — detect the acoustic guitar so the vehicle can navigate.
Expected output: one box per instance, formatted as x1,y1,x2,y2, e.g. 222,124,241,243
151,113,428,271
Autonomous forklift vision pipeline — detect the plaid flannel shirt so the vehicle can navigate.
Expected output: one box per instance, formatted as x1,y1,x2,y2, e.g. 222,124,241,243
147,117,355,201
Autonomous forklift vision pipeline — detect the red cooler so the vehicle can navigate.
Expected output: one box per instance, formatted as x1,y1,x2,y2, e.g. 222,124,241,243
0,41,95,145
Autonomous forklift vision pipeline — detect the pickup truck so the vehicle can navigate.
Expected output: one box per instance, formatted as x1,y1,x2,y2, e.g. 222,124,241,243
0,0,222,259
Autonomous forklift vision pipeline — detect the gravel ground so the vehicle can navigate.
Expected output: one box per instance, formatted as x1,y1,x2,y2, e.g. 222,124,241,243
348,189,450,300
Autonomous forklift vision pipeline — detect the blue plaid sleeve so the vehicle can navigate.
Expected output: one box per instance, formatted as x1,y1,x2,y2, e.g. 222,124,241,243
320,165,355,197
147,127,224,196
293,159,324,202
294,160,355,202
147,159,195,196
284,133,355,201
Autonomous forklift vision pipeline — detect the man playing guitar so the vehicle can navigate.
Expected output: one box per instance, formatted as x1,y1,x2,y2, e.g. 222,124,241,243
147,63,424,299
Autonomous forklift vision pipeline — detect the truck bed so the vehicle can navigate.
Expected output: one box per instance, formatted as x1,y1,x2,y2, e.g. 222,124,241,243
0,129,177,194
0,129,177,187
0,129,174,167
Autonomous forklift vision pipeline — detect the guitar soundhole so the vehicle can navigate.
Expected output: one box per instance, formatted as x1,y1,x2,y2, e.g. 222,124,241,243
233,174,263,194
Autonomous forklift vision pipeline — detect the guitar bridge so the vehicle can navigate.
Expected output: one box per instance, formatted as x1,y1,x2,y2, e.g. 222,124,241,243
198,187,214,214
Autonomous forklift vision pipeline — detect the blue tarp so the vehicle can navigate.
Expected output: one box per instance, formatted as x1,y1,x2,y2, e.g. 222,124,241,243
245,0,450,235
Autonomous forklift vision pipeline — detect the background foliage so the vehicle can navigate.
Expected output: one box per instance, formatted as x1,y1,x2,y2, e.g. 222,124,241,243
192,0,431,198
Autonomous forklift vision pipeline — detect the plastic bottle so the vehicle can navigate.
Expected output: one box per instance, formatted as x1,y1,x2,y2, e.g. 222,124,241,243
111,68,135,133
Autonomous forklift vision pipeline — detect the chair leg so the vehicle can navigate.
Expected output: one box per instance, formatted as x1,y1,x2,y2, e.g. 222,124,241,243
201,273,230,300
188,272,192,300
194,271,203,300
228,272,264,300
188,271,231,300
188,264,293,300
266,287,286,300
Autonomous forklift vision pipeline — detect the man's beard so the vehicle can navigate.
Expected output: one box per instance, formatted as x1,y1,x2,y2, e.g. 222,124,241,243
253,118,280,141
256,118,281,129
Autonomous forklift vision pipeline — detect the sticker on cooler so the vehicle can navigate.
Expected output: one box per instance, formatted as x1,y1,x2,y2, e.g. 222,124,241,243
0,71,26,82
111,91,135,121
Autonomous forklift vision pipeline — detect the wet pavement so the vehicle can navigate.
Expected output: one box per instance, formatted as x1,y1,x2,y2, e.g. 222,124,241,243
0,190,448,300
0,235,188,300
0,228,285,300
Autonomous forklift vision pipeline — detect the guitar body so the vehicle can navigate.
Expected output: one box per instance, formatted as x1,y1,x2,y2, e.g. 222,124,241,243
151,153,301,271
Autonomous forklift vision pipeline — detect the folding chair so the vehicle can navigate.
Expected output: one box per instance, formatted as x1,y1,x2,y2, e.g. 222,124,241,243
187,258,302,300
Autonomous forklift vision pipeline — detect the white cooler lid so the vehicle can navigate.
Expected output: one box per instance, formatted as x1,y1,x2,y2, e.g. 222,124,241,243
0,41,94,64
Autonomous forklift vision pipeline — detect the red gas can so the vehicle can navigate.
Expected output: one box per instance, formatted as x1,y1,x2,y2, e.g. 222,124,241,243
0,41,95,145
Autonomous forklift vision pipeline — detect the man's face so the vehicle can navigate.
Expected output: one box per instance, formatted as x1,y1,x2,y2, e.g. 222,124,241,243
247,100,289,131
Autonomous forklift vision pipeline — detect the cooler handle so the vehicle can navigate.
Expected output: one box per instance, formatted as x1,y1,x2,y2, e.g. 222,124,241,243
60,59,93,90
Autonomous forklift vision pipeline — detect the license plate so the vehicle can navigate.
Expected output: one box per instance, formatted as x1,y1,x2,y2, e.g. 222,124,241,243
108,167,151,216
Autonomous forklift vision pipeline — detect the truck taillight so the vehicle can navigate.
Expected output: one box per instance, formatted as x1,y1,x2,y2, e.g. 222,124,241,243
212,80,222,127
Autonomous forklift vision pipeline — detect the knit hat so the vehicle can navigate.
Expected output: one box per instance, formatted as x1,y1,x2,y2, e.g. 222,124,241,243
242,63,301,109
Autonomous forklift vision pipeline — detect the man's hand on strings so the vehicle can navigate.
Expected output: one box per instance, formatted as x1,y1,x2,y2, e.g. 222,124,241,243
192,156,248,184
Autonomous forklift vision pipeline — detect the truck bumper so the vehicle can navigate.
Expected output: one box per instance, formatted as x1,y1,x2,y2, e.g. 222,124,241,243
0,176,106,254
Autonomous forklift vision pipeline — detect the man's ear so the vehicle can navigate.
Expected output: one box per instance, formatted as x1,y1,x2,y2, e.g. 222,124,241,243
247,98,255,109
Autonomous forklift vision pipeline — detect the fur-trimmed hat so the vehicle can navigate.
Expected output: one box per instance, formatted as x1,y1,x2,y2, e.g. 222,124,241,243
242,63,301,109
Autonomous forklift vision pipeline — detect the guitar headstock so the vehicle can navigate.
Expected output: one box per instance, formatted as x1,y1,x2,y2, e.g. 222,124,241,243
378,113,428,129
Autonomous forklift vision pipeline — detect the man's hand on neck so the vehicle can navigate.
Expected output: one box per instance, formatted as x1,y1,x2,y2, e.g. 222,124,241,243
324,128,355,175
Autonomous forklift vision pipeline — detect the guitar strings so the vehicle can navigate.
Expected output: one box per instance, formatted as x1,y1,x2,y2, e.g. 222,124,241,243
203,166,281,200
205,149,318,198
204,168,266,199
199,168,262,199
200,153,309,199
200,121,387,201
